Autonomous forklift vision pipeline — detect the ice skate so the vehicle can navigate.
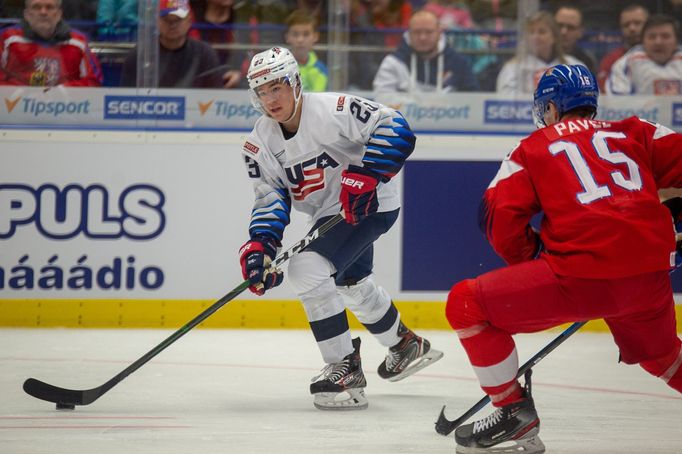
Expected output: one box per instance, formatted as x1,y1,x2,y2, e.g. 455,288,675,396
455,370,544,454
310,337,368,410
377,322,444,382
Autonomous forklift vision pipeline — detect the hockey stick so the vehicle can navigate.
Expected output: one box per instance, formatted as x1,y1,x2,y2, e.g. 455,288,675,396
23,213,345,409
434,320,587,436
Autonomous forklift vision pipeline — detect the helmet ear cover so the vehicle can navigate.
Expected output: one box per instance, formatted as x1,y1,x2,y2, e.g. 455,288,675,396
533,64,599,128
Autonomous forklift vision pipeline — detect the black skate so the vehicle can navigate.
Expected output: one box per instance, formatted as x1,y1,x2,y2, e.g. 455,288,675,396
310,337,368,410
454,370,545,454
377,322,444,382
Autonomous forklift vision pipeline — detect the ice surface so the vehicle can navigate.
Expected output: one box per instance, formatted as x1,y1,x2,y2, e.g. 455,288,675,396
1,329,680,454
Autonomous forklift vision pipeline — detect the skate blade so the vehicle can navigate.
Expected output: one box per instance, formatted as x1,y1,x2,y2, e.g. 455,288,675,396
387,349,444,382
455,427,545,454
313,388,369,411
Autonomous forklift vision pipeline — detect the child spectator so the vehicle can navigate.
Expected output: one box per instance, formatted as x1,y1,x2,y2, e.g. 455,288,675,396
284,9,328,92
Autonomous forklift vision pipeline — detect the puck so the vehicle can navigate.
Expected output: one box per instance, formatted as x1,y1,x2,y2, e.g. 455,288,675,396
55,402,75,411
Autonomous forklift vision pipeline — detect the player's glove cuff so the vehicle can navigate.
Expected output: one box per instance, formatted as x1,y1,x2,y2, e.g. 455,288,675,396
340,165,380,225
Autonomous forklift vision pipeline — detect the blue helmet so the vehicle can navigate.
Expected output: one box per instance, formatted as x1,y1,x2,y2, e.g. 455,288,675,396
532,64,599,128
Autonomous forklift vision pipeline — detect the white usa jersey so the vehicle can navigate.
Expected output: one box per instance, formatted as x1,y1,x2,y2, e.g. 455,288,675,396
606,45,682,95
241,92,402,242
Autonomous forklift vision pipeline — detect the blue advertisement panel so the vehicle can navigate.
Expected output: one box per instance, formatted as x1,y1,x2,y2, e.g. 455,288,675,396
402,160,682,292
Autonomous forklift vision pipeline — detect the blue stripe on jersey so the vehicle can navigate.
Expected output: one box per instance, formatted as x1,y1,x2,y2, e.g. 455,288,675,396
362,303,398,334
309,310,350,342
249,189,291,241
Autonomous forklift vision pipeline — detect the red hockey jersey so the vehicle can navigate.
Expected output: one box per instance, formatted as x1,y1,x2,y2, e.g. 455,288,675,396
0,23,102,87
481,116,682,278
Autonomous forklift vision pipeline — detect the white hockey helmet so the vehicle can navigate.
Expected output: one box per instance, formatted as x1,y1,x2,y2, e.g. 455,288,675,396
247,47,302,119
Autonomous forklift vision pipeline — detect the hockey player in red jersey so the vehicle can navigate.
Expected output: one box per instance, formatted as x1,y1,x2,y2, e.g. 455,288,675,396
445,64,682,453
0,0,102,87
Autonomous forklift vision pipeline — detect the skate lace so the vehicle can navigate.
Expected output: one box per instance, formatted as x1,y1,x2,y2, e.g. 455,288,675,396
311,359,350,384
384,349,402,371
384,335,417,371
472,408,503,433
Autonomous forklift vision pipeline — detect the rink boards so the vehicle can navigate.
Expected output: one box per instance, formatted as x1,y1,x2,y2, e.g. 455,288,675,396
1,129,680,330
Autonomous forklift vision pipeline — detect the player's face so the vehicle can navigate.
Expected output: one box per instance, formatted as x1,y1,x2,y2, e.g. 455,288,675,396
643,23,678,65
527,21,554,61
24,0,62,39
285,24,318,61
255,80,296,122
408,13,441,55
620,8,648,48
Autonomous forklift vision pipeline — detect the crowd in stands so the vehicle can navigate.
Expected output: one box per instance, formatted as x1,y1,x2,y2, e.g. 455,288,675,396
2,0,682,96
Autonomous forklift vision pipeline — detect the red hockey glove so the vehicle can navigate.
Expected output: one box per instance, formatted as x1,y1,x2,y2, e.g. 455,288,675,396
238,237,283,295
339,165,380,225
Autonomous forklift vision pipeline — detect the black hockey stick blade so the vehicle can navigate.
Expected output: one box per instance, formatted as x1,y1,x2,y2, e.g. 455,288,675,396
23,378,103,407
435,321,587,436
22,214,344,408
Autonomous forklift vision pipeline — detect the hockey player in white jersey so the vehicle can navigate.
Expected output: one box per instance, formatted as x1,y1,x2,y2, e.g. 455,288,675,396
238,46,443,410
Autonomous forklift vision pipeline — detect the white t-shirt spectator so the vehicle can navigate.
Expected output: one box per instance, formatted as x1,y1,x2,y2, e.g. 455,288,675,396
496,54,585,96
606,45,682,95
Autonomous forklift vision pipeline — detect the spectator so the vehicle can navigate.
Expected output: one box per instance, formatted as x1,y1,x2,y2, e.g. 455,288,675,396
466,0,517,31
496,11,584,95
422,0,474,30
190,0,245,88
373,8,478,93
284,9,328,91
607,14,682,95
0,0,102,86
96,0,138,41
597,4,649,91
120,0,223,88
554,4,597,74
349,0,413,90
542,1,618,32
61,0,96,22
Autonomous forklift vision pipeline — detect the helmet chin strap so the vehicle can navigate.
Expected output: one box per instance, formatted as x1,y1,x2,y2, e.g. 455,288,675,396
281,79,303,124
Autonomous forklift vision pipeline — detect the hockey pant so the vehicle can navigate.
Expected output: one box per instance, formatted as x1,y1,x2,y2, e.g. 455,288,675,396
445,258,682,406
288,251,400,363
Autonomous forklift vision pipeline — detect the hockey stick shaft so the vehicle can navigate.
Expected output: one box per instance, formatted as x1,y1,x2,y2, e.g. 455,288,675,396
23,214,344,407
434,320,586,436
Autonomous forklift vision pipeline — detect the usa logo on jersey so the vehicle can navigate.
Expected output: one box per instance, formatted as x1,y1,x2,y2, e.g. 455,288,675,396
285,152,339,201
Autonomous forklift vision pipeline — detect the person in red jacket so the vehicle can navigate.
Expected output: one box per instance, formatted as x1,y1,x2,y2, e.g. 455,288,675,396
0,0,102,86
446,64,681,453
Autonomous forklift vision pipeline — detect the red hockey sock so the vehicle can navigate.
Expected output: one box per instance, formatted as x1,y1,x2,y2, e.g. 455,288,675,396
640,339,682,393
447,280,523,406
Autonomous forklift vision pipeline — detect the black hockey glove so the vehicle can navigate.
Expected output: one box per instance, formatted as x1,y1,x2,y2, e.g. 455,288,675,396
239,237,283,295
339,165,380,225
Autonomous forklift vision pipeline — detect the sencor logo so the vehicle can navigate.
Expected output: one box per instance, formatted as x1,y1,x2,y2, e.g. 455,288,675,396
672,103,682,126
104,96,185,120
484,100,533,124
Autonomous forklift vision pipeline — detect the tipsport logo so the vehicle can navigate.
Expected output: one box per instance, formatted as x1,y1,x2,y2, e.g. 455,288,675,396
3,96,90,117
197,100,261,120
